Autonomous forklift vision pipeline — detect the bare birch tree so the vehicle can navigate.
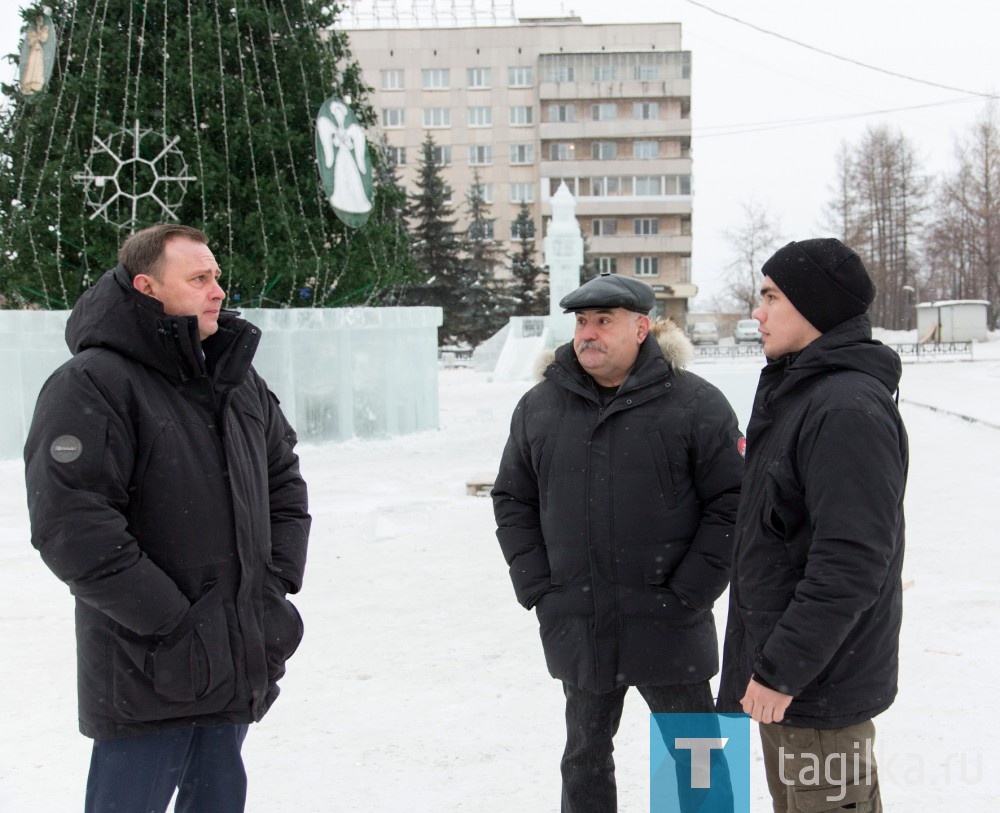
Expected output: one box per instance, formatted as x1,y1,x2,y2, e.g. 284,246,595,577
722,200,782,316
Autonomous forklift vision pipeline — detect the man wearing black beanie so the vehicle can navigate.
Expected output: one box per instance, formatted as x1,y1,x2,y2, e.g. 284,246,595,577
718,238,907,812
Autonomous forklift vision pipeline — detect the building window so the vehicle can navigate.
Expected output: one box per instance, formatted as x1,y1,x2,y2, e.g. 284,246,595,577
510,182,535,203
592,218,617,236
634,141,659,160
593,65,617,81
591,103,617,121
510,144,534,165
633,102,660,120
635,176,661,196
549,177,577,196
471,183,493,204
634,257,659,276
421,68,450,89
549,65,575,82
422,108,451,128
380,69,404,90
549,143,574,161
469,219,494,239
591,176,623,196
430,145,452,166
387,146,406,166
512,217,535,240
594,257,617,274
665,175,692,195
634,218,659,235
469,145,493,166
510,106,533,126
591,141,617,160
467,67,491,88
548,104,575,123
468,106,492,127
508,66,533,87
633,64,659,81
381,108,404,128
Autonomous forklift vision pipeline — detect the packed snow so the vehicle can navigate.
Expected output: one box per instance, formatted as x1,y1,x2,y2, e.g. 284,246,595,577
2,338,999,811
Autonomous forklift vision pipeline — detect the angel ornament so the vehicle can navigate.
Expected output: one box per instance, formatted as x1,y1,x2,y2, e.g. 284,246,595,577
316,99,373,227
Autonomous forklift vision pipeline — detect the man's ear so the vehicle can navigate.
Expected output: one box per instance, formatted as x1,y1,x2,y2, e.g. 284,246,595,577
636,314,651,343
132,273,155,296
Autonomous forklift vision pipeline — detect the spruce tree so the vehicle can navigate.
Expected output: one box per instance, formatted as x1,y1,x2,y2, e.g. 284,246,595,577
462,168,511,344
0,1,415,309
509,201,548,315
406,132,466,343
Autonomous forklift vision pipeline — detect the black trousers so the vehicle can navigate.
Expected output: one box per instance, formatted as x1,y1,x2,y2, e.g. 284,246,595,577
85,723,250,813
560,680,728,813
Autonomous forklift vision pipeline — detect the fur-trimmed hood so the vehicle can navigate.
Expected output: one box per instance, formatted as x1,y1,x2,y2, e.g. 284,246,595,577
533,318,694,381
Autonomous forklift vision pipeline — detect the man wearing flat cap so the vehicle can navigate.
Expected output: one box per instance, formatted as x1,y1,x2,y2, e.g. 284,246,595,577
492,271,745,811
718,238,908,812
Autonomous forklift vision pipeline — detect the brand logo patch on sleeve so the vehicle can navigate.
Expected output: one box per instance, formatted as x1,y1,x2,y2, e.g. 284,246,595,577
50,435,83,463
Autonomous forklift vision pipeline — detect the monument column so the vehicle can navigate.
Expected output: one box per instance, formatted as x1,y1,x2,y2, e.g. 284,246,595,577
543,183,585,343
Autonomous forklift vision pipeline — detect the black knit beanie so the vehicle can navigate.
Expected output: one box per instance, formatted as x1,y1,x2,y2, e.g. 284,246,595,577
761,238,876,332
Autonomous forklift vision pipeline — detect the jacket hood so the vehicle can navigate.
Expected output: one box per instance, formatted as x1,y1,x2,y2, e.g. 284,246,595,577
764,313,902,401
533,318,694,382
65,264,255,383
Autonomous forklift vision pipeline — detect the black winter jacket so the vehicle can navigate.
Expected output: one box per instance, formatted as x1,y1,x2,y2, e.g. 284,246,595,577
493,327,744,693
24,265,311,740
717,315,907,728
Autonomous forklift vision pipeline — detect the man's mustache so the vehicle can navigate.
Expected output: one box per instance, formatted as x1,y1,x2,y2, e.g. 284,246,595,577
577,340,607,353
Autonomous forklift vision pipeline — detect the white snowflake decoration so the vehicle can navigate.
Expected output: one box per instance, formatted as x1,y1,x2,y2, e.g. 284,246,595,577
73,120,196,228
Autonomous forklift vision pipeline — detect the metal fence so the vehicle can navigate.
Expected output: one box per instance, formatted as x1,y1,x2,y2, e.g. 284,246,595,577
692,342,974,360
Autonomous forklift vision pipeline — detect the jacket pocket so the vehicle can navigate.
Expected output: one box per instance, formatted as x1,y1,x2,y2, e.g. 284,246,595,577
112,583,236,722
762,460,808,542
263,575,304,683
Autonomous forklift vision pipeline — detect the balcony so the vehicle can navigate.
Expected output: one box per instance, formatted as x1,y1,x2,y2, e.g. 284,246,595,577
538,79,691,101
539,158,692,178
539,118,692,141
542,196,692,217
586,234,693,254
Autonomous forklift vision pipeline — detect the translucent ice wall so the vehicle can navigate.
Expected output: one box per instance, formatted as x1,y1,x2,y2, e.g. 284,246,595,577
0,306,443,458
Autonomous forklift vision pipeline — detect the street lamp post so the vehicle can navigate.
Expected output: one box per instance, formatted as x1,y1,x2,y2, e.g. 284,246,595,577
902,283,920,332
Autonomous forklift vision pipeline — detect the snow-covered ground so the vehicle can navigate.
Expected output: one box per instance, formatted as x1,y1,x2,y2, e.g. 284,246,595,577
2,338,999,811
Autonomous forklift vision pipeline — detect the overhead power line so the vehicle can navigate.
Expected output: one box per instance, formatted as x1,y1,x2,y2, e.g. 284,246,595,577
694,96,985,139
683,0,997,100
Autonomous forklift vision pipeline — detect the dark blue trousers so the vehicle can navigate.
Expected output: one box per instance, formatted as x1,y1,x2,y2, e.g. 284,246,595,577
561,681,723,813
85,723,249,813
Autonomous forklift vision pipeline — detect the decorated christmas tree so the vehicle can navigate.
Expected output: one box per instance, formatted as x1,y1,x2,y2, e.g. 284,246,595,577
0,1,415,309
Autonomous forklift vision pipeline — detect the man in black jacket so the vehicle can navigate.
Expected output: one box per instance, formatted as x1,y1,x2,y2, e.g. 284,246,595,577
492,272,745,812
718,239,907,813
24,224,311,813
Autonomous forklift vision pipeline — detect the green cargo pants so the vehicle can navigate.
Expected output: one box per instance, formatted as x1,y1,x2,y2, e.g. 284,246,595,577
759,719,882,812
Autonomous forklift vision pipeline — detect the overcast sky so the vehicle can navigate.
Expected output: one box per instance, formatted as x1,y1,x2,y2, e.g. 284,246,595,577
4,0,998,305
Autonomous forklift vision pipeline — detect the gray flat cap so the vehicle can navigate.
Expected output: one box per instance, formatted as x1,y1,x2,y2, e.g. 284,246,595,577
559,271,656,314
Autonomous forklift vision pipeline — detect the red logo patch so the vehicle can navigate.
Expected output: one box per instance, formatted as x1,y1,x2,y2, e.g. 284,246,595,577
737,437,747,458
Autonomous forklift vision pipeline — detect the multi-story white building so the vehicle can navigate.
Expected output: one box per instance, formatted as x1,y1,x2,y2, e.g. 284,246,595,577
344,8,697,320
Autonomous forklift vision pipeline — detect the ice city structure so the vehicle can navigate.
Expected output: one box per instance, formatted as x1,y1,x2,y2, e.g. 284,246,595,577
0,306,442,459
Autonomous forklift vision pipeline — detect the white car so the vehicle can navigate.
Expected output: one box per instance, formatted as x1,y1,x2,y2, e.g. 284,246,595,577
733,318,761,343
689,322,719,345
